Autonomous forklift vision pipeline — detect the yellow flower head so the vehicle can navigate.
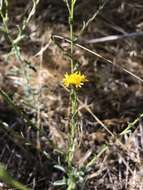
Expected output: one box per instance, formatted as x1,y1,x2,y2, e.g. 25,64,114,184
63,71,88,88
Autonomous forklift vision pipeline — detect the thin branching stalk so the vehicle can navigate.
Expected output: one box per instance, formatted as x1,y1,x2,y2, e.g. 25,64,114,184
0,0,40,125
78,0,109,37
22,0,40,32
0,0,13,44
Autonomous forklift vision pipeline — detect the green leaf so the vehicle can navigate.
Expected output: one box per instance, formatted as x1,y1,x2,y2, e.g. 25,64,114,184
53,177,67,186
0,164,31,190
54,165,66,173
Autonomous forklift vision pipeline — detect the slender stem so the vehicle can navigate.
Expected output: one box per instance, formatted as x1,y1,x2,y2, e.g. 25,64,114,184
63,1,78,189
69,0,75,72
68,88,77,167
66,0,78,168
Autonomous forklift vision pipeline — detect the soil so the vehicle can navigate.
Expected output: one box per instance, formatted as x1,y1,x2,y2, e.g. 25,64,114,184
0,0,143,190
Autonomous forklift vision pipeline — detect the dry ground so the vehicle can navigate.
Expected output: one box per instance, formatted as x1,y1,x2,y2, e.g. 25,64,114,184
0,0,143,189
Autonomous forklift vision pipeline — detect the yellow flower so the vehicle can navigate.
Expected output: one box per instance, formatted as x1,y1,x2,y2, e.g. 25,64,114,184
63,71,88,88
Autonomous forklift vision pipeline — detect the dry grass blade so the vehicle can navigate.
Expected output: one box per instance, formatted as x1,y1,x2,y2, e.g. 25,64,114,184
78,98,114,137
84,32,143,44
77,98,132,153
52,35,143,83
78,149,93,168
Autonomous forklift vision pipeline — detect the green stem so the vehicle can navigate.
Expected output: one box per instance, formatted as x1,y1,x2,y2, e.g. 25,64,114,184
71,89,77,139
69,0,75,72
67,88,77,167
0,164,30,190
67,180,76,190
67,0,78,169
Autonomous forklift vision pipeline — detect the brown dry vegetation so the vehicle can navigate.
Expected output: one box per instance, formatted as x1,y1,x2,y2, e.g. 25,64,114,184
0,0,143,189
